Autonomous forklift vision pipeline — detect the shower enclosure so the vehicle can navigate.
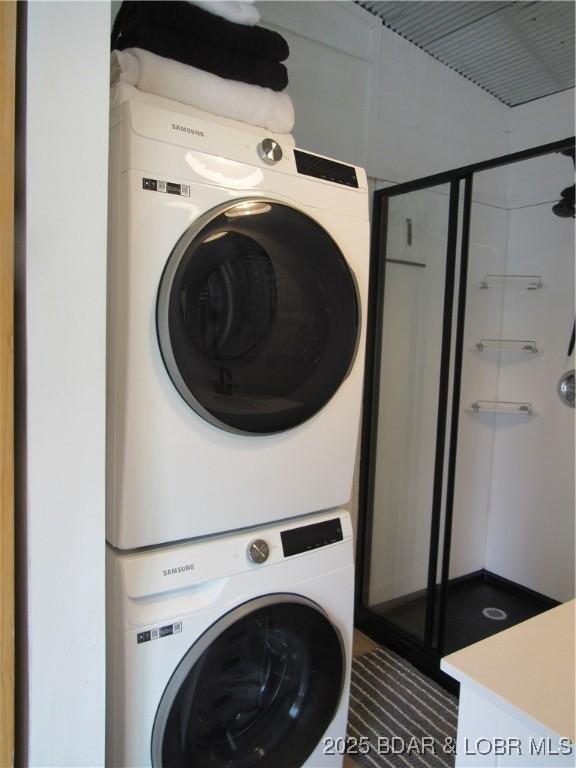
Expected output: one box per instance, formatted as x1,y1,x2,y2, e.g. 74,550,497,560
356,137,575,686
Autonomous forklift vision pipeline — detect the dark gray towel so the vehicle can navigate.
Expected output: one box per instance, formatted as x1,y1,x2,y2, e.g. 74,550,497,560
112,1,289,62
114,23,288,91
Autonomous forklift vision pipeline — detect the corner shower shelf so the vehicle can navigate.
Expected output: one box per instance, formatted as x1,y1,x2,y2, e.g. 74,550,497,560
479,274,543,290
474,338,539,353
468,400,535,416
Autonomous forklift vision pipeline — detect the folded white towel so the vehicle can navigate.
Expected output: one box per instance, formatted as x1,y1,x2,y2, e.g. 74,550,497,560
111,48,295,134
189,1,260,26
111,81,296,145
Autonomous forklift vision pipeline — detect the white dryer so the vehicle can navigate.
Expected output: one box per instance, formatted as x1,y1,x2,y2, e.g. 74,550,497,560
107,88,369,549
106,508,354,768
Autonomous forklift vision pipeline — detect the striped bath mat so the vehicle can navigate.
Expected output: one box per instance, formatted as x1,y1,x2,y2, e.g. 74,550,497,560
346,648,458,768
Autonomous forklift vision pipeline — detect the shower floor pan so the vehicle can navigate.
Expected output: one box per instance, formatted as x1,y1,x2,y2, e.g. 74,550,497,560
373,570,559,656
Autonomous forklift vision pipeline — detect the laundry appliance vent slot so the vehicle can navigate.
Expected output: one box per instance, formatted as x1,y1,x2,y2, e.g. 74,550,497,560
294,150,359,188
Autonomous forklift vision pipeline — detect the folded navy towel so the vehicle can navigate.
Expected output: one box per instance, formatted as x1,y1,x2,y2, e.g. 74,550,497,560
112,1,289,62
114,23,288,91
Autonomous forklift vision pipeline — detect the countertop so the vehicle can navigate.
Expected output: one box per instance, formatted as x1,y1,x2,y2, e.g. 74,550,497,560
441,600,575,741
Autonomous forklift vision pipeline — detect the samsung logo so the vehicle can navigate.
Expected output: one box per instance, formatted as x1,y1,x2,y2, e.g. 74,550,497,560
171,122,205,138
163,564,195,576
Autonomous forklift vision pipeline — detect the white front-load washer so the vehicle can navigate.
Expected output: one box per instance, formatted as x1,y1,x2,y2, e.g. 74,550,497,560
107,88,369,550
106,508,354,768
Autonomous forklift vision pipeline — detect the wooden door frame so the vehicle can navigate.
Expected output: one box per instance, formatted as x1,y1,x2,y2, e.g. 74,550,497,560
0,2,16,767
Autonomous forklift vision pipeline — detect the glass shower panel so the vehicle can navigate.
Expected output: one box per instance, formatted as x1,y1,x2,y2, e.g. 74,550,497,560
442,159,574,655
367,184,452,643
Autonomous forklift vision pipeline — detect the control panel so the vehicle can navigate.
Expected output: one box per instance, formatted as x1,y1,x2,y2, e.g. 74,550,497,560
281,518,343,557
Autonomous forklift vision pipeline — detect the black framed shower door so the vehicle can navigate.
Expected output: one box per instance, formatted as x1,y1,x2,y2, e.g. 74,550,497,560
355,137,574,689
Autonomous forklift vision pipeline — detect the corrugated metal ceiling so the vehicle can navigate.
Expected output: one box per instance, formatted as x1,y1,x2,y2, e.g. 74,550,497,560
357,1,575,106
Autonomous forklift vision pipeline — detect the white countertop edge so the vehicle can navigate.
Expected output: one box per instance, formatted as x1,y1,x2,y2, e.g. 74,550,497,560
440,658,569,741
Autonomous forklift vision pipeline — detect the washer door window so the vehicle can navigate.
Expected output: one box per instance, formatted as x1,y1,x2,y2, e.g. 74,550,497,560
157,199,359,434
151,596,345,768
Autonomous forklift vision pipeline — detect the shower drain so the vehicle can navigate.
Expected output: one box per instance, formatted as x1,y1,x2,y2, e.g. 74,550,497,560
482,606,508,621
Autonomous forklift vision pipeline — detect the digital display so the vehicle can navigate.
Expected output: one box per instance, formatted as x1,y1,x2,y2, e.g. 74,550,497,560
281,518,343,557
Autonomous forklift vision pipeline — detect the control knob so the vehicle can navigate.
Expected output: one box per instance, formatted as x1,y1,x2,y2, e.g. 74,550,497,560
257,138,283,165
247,539,270,564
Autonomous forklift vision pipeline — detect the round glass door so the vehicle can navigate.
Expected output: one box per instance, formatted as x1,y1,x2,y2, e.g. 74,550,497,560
156,199,359,434
151,595,345,768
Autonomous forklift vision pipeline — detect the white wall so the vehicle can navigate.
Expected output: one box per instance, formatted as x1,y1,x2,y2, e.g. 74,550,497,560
259,2,382,172
509,89,576,154
22,2,110,765
259,1,510,203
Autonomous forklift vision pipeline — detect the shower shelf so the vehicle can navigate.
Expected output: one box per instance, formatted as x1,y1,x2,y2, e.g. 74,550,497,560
473,338,539,353
468,400,535,416
479,274,543,290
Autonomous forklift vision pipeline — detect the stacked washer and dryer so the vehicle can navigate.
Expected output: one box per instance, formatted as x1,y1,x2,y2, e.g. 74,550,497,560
106,85,369,768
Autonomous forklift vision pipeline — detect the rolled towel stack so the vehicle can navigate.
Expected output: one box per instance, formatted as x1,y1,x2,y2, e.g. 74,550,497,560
111,1,294,134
